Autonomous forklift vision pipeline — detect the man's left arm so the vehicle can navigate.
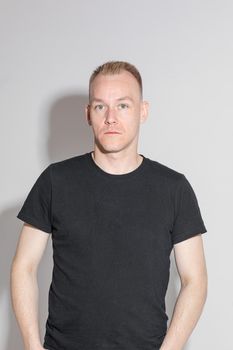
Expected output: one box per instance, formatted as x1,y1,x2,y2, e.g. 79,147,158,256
160,234,208,350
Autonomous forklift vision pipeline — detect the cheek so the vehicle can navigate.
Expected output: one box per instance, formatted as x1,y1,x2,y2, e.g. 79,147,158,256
90,117,104,131
125,115,140,131
93,123,108,139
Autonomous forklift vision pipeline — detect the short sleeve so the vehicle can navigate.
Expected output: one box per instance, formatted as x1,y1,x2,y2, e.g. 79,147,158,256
171,174,207,245
17,165,53,233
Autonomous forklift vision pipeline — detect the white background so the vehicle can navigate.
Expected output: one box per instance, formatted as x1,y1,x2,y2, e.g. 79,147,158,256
1,0,233,349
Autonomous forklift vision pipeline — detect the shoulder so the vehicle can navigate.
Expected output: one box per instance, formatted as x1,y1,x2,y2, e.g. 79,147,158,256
145,156,185,186
50,153,88,171
47,153,89,182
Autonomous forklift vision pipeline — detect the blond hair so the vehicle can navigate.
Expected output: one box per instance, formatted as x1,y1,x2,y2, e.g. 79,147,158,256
89,61,143,100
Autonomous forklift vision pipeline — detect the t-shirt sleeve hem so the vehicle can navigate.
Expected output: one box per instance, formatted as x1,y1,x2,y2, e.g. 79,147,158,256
17,212,52,234
172,226,207,245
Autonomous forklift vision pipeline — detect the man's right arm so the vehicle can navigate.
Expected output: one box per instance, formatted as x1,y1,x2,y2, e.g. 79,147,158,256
10,223,50,350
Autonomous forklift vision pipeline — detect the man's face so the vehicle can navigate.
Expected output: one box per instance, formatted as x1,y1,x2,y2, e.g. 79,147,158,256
86,70,148,154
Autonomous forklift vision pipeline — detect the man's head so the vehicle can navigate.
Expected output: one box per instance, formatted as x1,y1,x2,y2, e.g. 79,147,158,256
88,61,143,101
86,60,148,155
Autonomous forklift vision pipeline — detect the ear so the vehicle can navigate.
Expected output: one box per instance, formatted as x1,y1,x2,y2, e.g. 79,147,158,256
85,104,92,126
140,101,149,123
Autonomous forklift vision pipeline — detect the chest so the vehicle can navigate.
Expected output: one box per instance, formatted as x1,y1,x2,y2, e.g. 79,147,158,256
51,179,173,254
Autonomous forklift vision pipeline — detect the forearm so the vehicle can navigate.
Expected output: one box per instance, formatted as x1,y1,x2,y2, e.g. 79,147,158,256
160,281,207,350
10,261,43,350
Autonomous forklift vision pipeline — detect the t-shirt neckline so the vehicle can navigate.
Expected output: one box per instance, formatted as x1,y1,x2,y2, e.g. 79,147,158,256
86,151,147,180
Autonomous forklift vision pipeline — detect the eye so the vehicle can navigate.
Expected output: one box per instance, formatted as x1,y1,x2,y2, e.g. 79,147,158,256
94,104,105,111
118,103,129,110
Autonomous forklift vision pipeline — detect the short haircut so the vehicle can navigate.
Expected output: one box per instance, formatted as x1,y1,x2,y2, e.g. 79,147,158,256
89,60,143,100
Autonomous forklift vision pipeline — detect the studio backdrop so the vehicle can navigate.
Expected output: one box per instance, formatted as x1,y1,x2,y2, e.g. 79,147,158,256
1,1,232,349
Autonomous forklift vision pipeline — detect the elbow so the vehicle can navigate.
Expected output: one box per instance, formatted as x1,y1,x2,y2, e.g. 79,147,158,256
10,257,38,276
181,272,208,302
197,277,208,309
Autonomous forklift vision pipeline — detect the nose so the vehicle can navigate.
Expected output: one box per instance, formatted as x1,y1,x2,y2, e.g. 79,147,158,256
105,106,118,124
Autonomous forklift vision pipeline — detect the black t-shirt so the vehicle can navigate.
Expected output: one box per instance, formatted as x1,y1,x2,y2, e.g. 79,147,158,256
17,151,207,350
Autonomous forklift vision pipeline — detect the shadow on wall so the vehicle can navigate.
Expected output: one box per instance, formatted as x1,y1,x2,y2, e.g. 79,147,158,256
6,93,190,350
46,93,92,163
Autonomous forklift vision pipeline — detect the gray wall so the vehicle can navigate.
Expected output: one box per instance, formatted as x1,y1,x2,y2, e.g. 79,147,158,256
1,0,232,349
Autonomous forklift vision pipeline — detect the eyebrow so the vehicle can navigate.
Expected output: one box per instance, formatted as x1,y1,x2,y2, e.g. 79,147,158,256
90,96,134,103
117,96,134,102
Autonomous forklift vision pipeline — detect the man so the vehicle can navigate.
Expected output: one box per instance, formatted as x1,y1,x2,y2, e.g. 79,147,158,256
11,61,208,350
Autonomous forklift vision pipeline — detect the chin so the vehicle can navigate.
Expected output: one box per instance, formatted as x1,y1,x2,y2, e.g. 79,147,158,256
97,142,124,154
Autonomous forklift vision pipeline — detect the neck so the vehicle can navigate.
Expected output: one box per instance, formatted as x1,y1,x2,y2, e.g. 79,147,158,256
91,150,143,175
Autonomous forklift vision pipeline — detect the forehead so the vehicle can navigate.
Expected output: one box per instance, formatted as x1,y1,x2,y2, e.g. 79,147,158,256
90,71,141,101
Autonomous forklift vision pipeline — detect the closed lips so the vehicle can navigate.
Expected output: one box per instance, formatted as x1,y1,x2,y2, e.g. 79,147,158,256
104,131,121,133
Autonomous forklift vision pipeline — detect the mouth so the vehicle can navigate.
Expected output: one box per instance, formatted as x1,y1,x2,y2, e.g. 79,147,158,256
104,131,120,135
104,131,121,134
